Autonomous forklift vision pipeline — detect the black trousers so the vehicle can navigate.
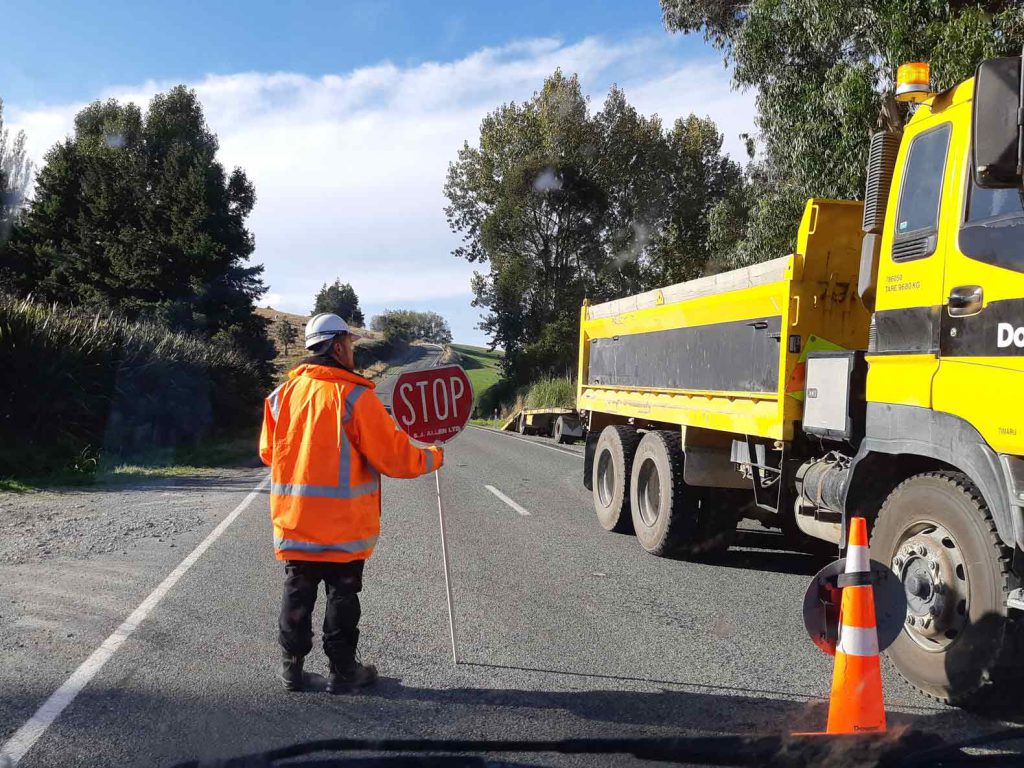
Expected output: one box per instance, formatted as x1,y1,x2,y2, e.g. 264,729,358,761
278,559,365,667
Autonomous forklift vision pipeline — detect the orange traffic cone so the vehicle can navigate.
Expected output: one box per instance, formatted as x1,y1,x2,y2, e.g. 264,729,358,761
825,516,886,734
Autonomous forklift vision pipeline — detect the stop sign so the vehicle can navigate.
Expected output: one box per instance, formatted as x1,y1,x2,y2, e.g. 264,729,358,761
392,364,474,444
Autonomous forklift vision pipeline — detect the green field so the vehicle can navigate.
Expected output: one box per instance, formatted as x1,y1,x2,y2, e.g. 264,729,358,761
451,344,503,412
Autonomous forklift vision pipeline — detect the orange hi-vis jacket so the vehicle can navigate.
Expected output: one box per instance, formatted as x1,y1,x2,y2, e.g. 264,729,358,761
259,361,443,563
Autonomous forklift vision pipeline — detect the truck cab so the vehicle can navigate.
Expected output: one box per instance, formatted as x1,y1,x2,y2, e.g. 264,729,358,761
835,58,1024,706
867,74,1024,458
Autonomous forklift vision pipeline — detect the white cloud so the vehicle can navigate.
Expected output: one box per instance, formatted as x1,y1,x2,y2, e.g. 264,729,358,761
6,35,755,345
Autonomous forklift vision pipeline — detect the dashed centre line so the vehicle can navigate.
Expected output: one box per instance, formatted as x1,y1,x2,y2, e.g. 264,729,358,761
485,485,531,516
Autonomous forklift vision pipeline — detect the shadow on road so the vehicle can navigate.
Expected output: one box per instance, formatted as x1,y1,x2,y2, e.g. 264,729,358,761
660,529,832,577
4,670,1014,768
358,675,996,741
459,661,821,702
369,676,829,733
713,530,833,577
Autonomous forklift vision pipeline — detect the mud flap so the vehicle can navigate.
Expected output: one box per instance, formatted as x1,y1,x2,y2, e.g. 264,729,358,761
583,431,598,491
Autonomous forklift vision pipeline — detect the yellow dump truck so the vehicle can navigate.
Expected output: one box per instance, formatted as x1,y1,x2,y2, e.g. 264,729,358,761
576,55,1024,705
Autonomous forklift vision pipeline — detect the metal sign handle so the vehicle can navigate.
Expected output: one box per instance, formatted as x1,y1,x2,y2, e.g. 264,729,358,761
435,467,458,665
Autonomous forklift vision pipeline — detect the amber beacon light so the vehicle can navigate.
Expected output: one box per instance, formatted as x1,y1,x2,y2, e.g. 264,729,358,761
895,61,933,103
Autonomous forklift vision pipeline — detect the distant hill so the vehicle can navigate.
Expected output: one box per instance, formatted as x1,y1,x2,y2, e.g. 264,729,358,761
257,307,310,376
257,309,501,401
257,307,381,382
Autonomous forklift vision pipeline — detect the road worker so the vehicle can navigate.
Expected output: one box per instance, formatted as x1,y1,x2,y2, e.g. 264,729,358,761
259,313,443,693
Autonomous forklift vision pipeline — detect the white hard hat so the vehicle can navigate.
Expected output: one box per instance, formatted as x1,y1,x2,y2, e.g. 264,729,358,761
304,313,360,349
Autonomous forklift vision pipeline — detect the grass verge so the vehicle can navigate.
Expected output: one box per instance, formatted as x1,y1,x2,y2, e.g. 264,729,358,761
0,435,260,490
468,418,504,429
525,377,576,409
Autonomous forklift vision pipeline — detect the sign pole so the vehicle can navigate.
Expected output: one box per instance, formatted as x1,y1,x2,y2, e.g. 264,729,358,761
391,364,472,668
435,466,458,665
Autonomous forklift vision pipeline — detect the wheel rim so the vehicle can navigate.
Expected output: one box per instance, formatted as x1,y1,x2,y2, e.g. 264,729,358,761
891,520,969,652
597,450,614,507
636,457,661,527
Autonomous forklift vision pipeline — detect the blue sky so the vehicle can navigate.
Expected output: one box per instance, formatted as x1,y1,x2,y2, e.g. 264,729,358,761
4,1,754,346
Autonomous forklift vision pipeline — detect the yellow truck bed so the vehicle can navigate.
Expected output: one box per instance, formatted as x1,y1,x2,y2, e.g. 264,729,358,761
577,200,871,441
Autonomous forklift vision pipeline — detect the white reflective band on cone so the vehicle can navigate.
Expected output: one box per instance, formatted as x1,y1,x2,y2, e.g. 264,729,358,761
846,543,869,574
836,623,880,657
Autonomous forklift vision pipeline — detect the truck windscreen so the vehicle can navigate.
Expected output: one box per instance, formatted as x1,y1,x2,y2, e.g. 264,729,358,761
960,181,1024,273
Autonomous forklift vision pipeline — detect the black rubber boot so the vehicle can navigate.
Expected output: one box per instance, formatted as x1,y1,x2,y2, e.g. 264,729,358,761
280,653,305,692
326,660,378,694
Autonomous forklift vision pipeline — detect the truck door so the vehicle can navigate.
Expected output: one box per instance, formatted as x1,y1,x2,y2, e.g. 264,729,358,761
869,115,953,408
932,101,1024,457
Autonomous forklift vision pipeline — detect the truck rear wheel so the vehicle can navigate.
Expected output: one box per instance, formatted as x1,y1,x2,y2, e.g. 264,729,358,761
871,471,1021,706
592,426,640,533
628,431,738,558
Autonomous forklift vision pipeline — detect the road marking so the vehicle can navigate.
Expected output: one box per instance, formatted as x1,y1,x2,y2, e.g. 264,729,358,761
468,425,584,458
485,485,531,516
0,474,271,768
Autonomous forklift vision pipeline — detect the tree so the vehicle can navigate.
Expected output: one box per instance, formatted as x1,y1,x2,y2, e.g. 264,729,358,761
312,279,364,327
418,311,453,345
274,319,298,356
660,0,1024,261
3,86,275,382
0,98,33,243
445,70,742,382
373,309,452,344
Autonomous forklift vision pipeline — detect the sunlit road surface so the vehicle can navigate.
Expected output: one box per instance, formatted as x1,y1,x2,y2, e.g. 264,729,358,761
374,343,445,411
0,426,1014,767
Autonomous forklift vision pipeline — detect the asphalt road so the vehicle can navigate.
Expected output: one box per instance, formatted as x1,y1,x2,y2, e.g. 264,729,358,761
374,343,445,411
1,425,1016,766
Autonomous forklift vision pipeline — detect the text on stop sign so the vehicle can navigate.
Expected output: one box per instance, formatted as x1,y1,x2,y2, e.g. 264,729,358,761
396,374,466,427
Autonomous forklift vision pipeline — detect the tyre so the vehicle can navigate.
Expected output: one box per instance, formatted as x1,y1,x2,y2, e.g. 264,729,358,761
629,431,738,558
871,471,1021,706
592,426,640,533
554,416,575,445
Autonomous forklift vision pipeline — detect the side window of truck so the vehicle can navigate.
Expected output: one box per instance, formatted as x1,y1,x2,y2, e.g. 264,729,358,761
959,179,1024,275
892,123,951,261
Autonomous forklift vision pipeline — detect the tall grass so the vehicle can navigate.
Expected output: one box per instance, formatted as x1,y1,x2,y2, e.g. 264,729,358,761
524,376,576,410
0,295,265,476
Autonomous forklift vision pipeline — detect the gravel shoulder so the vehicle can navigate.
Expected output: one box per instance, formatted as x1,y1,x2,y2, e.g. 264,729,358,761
1,474,223,565
0,467,268,746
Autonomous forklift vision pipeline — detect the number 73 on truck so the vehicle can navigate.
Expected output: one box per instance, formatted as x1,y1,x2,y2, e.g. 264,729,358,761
576,53,1024,706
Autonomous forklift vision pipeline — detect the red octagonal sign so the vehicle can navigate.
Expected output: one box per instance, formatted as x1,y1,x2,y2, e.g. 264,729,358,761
392,364,474,445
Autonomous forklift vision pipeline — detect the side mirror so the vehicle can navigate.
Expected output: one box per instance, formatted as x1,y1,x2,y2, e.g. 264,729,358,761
972,55,1022,189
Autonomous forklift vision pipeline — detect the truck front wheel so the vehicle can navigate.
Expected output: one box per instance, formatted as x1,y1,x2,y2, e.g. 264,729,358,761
871,471,1021,706
592,426,640,533
629,431,738,558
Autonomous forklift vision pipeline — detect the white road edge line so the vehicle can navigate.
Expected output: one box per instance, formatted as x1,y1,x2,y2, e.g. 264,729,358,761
485,485,531,516
468,425,583,458
0,474,271,768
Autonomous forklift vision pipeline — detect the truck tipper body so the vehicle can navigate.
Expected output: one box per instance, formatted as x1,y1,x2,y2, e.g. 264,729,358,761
576,56,1024,706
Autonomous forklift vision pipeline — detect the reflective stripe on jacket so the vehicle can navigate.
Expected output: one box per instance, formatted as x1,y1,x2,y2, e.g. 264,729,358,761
259,362,443,563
